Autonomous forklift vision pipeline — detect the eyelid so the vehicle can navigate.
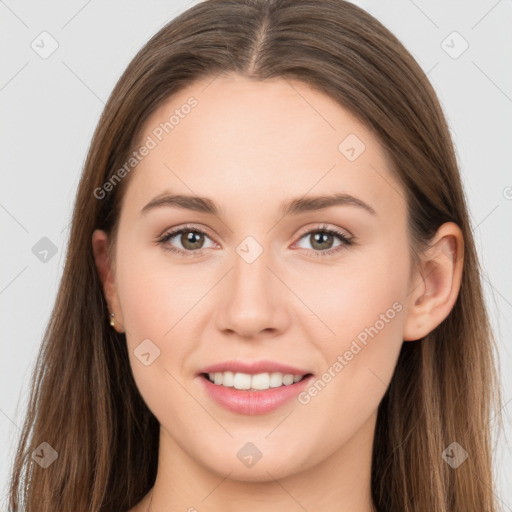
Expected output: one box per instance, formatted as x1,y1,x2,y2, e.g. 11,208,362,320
294,223,352,241
159,222,215,239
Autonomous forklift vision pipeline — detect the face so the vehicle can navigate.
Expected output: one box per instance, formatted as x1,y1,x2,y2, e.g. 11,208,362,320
98,74,415,481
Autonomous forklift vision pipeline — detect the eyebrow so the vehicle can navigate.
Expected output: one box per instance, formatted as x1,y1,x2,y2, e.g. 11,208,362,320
140,192,377,217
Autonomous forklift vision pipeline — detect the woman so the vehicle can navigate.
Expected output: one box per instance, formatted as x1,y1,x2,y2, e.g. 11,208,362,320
7,0,501,510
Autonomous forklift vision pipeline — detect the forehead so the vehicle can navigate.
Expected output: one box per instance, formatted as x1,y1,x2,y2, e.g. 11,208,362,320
123,74,403,220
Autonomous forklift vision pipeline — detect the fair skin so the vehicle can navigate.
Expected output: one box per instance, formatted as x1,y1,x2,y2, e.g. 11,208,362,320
92,74,463,512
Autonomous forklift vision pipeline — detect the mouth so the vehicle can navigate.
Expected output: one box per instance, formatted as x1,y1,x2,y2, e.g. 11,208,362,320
198,371,315,415
199,371,314,391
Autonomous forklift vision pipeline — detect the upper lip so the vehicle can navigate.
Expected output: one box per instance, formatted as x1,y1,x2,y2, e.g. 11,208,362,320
197,360,313,376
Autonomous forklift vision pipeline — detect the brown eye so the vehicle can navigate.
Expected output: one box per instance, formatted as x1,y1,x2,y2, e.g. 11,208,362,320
309,231,336,251
295,226,353,257
158,226,216,255
180,231,205,250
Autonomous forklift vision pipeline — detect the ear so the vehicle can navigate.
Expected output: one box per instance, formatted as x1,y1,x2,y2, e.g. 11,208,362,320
92,229,125,333
403,222,464,342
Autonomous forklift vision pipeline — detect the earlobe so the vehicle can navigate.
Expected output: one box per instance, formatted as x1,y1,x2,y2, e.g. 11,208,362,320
91,229,125,332
403,222,464,341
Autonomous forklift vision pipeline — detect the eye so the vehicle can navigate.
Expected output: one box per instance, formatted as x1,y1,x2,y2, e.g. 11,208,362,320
157,223,353,258
294,224,353,257
157,224,216,256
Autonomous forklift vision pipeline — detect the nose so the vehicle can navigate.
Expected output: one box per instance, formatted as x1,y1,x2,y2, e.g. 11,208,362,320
214,244,291,339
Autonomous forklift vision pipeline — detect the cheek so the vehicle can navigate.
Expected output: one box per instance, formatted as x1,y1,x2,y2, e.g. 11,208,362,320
115,235,206,338
289,238,409,345
114,241,199,412
291,243,408,411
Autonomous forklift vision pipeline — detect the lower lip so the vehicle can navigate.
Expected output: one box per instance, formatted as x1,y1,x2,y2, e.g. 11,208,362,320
198,374,314,415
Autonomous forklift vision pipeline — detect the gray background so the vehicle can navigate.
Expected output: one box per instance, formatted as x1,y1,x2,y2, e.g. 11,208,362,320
1,0,511,509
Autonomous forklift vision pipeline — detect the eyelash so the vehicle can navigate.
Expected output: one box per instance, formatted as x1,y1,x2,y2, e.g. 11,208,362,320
156,223,353,258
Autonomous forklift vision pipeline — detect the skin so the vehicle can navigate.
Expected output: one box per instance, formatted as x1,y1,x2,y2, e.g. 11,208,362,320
92,74,464,512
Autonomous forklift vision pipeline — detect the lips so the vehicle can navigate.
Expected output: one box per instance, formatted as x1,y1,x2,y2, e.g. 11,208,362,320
197,359,312,376
194,359,315,414
198,372,315,415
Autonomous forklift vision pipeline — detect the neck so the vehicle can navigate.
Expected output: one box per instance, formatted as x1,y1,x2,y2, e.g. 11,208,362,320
144,411,377,512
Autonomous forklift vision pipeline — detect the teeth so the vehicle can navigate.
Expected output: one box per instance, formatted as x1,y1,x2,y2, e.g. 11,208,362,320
206,371,306,390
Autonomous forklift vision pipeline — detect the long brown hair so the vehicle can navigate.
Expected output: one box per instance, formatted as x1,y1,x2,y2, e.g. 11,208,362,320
8,1,501,510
